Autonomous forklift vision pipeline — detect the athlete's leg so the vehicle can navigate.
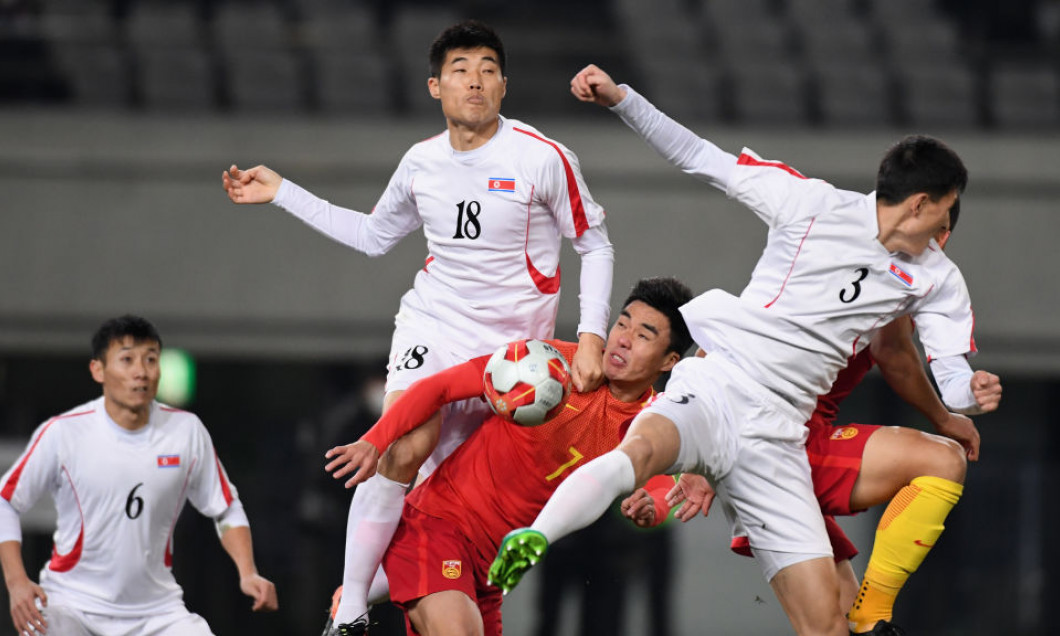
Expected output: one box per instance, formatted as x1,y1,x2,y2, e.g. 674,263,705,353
333,390,440,624
406,591,484,636
769,557,848,636
847,426,966,632
39,604,92,636
835,559,859,616
532,412,681,542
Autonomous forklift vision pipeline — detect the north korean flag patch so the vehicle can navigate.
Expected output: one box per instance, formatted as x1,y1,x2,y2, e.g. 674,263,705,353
889,263,913,287
157,455,181,468
488,178,515,192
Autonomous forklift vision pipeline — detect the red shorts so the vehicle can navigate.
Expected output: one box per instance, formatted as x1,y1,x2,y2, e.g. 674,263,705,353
805,416,881,516
383,506,502,636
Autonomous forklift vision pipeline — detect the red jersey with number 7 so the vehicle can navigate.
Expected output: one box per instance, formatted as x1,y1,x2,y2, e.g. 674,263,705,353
361,340,657,560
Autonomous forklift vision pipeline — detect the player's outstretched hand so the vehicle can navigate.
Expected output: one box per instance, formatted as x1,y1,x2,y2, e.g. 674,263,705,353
970,370,1002,413
240,573,279,612
936,412,981,461
667,473,716,522
222,164,282,204
620,488,659,528
571,333,605,393
7,575,47,636
570,64,627,107
324,440,380,488
488,528,549,595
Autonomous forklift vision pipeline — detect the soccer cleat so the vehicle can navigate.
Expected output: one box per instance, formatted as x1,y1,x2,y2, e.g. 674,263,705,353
319,586,344,636
335,615,370,636
851,620,906,636
488,528,549,595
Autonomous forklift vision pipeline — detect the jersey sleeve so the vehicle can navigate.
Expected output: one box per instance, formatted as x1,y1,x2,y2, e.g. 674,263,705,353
271,154,423,257
726,148,835,228
361,355,491,453
911,265,977,361
0,420,63,514
184,418,241,520
534,135,607,239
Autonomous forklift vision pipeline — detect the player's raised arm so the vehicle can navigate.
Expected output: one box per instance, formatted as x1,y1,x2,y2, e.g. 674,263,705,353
574,65,737,190
222,164,283,204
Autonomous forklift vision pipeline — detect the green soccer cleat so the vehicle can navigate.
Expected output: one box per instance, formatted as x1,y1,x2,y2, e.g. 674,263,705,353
488,528,550,595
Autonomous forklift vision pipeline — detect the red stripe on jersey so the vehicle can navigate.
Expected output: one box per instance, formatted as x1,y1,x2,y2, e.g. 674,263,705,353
423,255,434,272
524,184,561,294
513,127,590,236
165,458,197,568
969,309,978,353
48,466,84,572
1,410,92,501
214,451,234,506
736,152,808,179
764,217,815,309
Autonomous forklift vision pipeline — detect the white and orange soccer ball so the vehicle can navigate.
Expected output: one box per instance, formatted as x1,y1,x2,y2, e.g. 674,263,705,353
483,339,572,427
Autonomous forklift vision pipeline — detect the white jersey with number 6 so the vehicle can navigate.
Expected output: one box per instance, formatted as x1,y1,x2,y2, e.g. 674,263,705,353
0,397,240,617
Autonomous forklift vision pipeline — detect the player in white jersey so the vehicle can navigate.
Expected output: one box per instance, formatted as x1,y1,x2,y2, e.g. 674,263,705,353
222,21,614,633
0,315,277,636
489,65,1002,636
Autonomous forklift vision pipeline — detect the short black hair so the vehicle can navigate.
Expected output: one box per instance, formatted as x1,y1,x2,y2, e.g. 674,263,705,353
428,20,506,78
91,315,162,361
621,277,694,356
876,135,968,207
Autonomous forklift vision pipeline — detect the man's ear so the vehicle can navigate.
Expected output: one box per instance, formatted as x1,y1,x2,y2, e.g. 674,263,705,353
428,76,441,100
661,351,680,374
909,192,930,216
89,359,105,384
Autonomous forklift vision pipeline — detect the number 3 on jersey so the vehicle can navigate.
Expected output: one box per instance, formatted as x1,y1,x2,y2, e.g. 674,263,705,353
453,200,482,240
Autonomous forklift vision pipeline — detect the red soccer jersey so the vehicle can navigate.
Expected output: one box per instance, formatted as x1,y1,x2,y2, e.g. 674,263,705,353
361,340,655,560
809,347,876,425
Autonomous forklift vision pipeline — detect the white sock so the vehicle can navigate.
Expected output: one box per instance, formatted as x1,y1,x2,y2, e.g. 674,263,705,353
532,451,635,543
366,564,389,605
333,474,407,624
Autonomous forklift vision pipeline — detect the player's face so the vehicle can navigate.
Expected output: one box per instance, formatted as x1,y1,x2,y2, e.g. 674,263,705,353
910,189,958,254
603,301,680,386
90,336,161,414
428,46,507,130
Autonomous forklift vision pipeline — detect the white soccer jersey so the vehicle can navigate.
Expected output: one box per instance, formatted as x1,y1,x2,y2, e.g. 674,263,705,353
613,87,976,436
0,397,241,617
273,115,612,362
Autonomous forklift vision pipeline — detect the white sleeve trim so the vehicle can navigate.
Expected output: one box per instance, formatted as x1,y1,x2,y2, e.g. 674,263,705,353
610,85,737,190
0,498,22,544
213,499,250,539
572,224,613,340
271,179,395,257
929,355,981,414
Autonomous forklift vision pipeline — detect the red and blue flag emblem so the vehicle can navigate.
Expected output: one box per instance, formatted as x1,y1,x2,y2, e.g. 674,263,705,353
157,455,181,468
889,263,913,286
488,178,515,192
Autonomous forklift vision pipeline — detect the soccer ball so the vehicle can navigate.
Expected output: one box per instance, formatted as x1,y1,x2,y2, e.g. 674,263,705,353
483,339,572,427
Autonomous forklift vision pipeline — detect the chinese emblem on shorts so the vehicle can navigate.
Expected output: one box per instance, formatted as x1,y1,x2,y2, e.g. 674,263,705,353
830,427,859,441
442,560,462,579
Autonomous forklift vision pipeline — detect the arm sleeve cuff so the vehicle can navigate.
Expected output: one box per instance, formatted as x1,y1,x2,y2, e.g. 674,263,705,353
0,498,23,544
214,499,250,538
929,355,981,414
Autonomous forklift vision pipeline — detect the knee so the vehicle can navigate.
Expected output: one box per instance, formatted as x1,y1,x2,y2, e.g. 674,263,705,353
927,437,967,484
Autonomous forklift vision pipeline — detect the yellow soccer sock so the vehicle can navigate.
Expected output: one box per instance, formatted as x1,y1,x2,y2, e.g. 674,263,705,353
848,475,963,633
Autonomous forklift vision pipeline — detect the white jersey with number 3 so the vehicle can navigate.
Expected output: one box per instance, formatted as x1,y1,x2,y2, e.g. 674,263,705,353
0,397,240,617
688,151,976,432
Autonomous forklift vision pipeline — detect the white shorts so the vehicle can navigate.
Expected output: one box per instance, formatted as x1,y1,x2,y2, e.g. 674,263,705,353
386,310,495,477
644,356,830,578
39,603,213,636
